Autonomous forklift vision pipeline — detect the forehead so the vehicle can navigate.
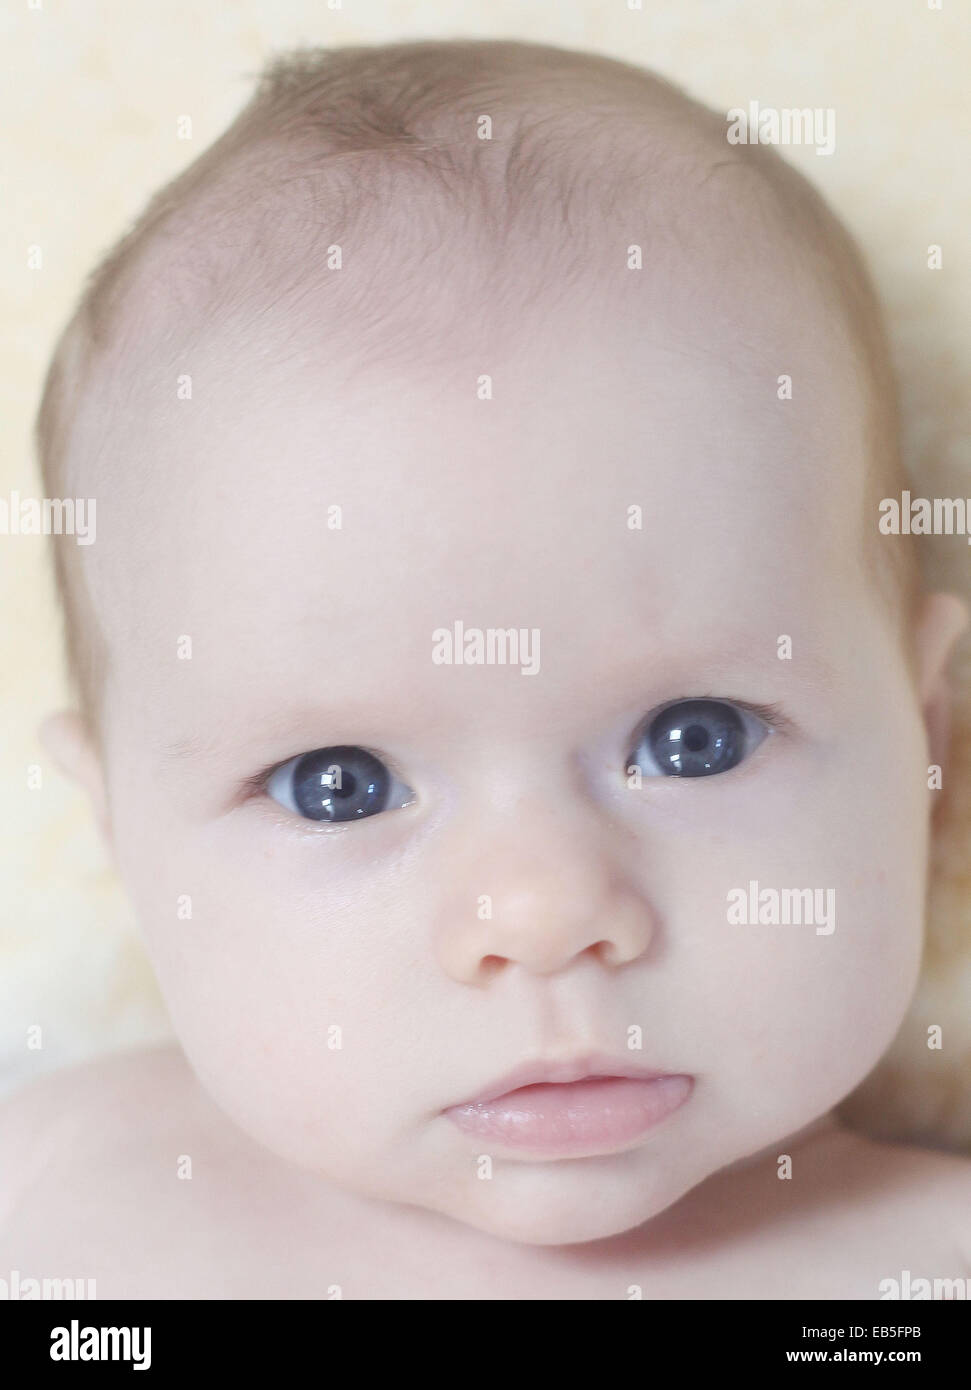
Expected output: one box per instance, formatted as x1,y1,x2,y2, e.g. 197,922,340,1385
87,260,870,741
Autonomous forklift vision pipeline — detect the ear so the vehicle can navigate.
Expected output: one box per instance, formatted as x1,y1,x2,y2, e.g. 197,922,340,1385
38,709,112,848
913,592,969,775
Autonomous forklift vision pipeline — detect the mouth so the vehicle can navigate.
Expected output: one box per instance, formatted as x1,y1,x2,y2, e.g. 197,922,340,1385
442,1056,694,1159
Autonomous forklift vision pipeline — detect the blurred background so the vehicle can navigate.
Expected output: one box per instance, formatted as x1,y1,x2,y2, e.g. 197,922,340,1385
2,0,970,1147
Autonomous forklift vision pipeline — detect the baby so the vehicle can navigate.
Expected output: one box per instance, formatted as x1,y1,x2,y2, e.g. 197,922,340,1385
4,37,971,1300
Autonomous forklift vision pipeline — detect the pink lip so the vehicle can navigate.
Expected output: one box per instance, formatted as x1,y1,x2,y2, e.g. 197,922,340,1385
443,1055,693,1157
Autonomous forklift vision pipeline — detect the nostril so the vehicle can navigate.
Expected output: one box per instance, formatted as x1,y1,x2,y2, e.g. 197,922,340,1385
588,936,644,968
479,954,506,980
587,939,620,965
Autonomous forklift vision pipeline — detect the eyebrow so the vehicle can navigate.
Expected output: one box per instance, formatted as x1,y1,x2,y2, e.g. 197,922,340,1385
153,700,362,770
161,733,211,763
158,730,230,768
156,665,824,777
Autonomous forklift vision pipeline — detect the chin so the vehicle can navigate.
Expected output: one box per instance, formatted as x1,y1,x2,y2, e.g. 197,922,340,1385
433,1166,695,1247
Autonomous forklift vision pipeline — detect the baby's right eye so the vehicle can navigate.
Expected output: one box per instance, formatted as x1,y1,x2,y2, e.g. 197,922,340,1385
266,746,415,823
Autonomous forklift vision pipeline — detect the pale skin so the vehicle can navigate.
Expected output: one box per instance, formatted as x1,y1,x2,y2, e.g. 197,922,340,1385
4,175,971,1297
2,1045,971,1299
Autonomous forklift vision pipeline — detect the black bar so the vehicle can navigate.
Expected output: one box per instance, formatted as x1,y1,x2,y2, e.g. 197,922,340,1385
1,1297,964,1375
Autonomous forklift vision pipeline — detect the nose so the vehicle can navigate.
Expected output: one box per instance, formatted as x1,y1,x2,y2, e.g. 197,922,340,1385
433,806,658,986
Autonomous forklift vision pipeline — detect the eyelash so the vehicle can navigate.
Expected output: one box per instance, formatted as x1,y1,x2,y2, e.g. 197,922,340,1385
647,697,788,734
241,743,390,799
629,696,785,777
242,699,789,802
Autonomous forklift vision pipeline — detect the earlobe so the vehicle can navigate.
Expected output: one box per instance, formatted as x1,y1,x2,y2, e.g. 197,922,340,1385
38,709,112,847
914,591,969,774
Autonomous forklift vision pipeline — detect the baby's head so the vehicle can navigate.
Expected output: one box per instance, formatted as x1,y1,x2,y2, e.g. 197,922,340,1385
38,39,967,1244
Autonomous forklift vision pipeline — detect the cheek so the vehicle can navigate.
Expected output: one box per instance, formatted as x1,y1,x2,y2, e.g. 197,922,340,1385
108,795,441,1169
672,692,928,1124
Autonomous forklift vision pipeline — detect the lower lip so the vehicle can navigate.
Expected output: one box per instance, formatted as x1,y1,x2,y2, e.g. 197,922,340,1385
444,1075,693,1156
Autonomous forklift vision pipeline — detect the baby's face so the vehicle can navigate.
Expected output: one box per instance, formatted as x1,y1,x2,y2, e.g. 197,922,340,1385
91,243,929,1245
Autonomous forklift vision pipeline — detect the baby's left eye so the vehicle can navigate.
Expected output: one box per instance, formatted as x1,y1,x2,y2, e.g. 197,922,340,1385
630,699,772,778
266,745,415,822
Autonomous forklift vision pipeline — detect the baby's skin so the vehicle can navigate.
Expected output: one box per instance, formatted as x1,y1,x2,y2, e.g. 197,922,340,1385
5,61,971,1295
2,1047,971,1298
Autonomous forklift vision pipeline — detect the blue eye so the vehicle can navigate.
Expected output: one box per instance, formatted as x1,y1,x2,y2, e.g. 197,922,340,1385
632,699,770,778
266,746,415,823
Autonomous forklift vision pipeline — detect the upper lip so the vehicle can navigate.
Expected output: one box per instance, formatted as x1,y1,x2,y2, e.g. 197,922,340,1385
448,1053,676,1109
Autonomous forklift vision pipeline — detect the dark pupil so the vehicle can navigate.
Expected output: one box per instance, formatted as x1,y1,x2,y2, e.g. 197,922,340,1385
647,700,744,778
683,724,709,753
331,771,358,800
293,746,390,821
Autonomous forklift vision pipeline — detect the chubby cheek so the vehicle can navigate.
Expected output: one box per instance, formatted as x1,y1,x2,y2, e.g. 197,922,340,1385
706,897,923,1137
108,798,441,1174
690,726,928,1143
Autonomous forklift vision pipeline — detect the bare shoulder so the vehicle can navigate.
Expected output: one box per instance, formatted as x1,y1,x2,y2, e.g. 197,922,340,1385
0,1042,195,1124
816,1125,971,1253
898,1138,971,1255
0,1045,201,1195
0,1045,338,1297
842,1127,971,1194
0,1045,217,1248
